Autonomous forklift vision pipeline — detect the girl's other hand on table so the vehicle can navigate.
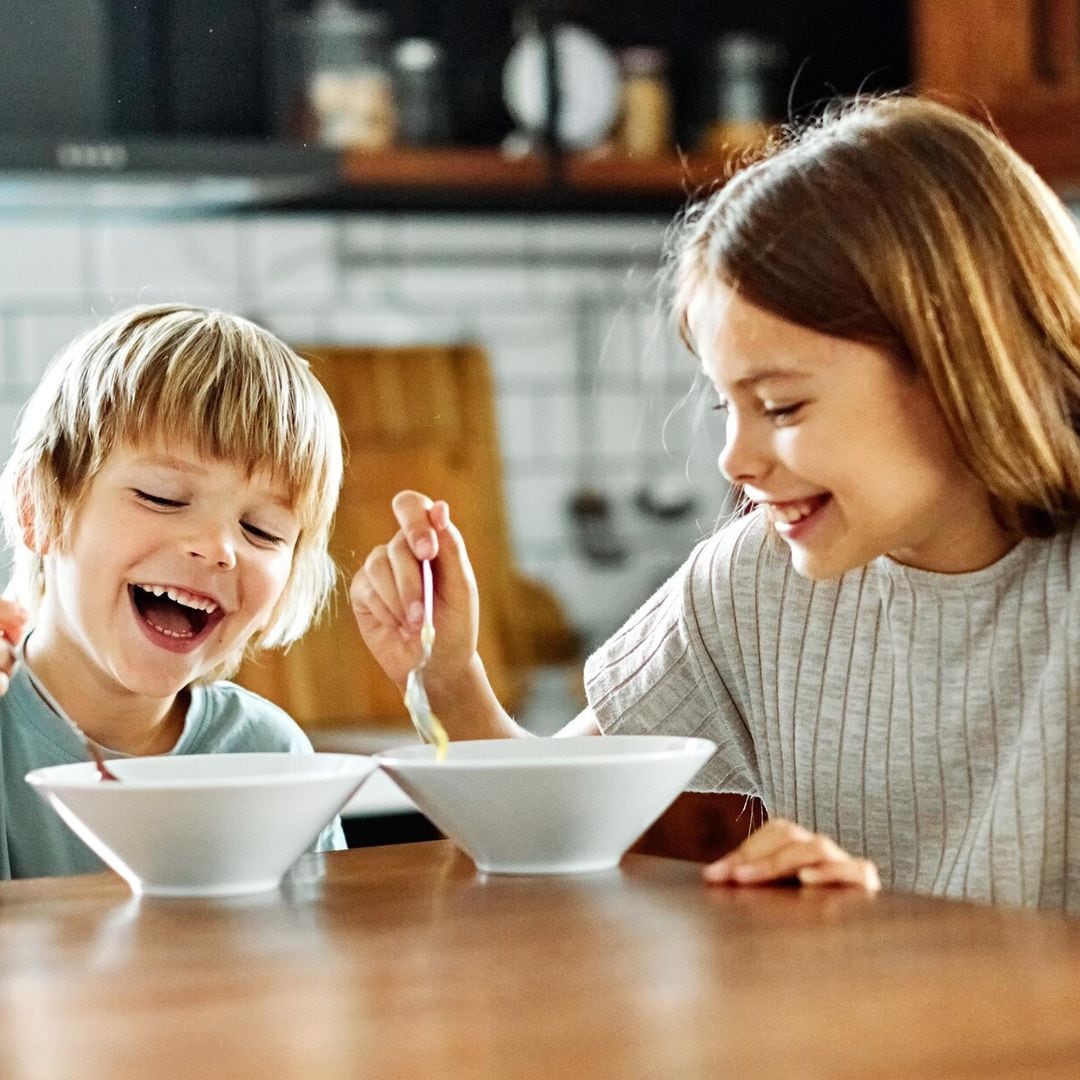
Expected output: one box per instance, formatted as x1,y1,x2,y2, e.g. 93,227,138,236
703,818,881,891
0,597,28,697
350,491,479,691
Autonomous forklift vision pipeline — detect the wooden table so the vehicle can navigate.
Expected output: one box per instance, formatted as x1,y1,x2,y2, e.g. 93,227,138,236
2,841,1079,1079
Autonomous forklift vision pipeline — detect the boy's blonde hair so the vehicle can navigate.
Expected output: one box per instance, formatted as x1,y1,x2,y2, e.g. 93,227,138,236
1,303,344,679
672,95,1080,536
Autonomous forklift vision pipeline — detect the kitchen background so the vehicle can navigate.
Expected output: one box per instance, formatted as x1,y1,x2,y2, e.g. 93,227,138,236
6,0,1064,737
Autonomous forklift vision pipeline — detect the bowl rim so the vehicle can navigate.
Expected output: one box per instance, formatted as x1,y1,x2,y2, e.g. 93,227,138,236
375,734,717,770
24,751,376,792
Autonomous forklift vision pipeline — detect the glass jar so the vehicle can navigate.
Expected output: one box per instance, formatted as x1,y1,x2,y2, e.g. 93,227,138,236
392,38,452,146
700,33,784,154
278,0,396,150
616,46,673,159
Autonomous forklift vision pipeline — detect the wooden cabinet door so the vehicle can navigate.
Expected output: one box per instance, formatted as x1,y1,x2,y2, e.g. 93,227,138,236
912,0,1080,187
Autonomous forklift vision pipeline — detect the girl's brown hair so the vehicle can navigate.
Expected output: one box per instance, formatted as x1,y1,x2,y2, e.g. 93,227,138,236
672,95,1080,536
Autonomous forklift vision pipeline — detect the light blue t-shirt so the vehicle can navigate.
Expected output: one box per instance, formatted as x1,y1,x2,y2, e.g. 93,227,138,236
1,661,346,879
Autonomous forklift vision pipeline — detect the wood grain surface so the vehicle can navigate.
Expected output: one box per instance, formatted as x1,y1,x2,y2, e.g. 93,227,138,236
2,841,1079,1079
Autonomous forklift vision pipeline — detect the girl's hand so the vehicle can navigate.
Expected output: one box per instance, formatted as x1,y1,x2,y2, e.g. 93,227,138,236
350,492,479,692
702,818,881,891
0,598,28,698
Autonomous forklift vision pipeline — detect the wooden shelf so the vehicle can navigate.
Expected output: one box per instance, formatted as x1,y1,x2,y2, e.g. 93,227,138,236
340,146,548,190
334,146,751,212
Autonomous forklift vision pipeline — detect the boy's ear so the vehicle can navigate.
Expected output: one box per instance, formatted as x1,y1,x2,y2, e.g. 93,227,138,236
16,485,50,555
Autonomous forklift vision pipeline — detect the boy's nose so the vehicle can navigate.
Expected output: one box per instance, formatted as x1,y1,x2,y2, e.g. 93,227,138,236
718,413,771,485
184,525,237,570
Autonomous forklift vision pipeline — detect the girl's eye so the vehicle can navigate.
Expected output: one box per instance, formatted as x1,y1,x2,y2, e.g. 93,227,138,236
242,522,286,547
134,490,184,508
762,402,806,425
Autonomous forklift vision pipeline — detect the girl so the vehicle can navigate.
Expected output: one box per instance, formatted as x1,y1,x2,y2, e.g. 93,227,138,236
0,304,347,877
351,96,1080,910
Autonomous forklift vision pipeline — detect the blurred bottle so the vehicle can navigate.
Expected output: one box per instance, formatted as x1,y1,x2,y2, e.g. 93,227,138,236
392,38,452,146
273,0,395,149
700,32,783,154
616,46,673,158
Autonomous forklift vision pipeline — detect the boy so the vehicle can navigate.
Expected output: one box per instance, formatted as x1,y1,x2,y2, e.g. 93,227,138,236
0,303,346,878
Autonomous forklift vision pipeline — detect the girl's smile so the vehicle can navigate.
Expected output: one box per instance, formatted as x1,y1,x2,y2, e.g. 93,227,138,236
688,283,1016,579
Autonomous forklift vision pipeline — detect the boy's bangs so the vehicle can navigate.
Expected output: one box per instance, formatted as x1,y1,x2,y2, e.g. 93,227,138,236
101,320,336,533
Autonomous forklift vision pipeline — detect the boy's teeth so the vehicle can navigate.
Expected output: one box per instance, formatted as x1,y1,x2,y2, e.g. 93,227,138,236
135,584,218,614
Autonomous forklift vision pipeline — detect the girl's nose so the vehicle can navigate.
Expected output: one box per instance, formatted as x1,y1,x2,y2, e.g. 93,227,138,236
717,412,771,485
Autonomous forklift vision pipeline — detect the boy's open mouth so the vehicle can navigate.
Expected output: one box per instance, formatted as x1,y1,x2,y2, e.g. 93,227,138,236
129,583,224,643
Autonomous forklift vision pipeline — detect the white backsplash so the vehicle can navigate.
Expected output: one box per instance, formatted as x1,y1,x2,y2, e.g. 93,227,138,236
0,210,728,648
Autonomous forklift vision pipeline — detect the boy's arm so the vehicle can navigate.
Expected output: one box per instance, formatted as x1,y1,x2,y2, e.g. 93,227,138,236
350,491,529,740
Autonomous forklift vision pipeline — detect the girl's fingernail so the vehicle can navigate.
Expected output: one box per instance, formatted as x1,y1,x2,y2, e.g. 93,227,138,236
798,868,822,884
704,858,731,882
407,601,424,624
734,864,761,882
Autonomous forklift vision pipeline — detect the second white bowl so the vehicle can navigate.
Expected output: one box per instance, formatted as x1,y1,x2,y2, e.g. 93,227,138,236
376,735,716,875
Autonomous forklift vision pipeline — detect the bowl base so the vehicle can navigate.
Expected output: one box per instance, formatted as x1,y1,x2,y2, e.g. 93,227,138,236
131,877,283,899
473,858,621,876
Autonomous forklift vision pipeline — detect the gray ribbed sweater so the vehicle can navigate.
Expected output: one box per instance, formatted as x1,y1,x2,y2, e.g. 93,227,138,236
584,510,1080,911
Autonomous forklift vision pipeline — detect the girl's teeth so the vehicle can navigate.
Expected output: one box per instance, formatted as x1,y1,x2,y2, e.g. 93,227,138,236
770,499,817,524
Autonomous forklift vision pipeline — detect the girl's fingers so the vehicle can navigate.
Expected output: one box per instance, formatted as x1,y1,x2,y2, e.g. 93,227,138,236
386,531,425,628
726,837,846,883
391,491,448,561
350,573,404,639
798,859,881,890
723,817,818,864
354,545,409,630
702,818,878,891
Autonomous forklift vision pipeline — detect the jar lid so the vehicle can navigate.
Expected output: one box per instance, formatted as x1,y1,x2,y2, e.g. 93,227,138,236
618,46,667,77
308,0,390,38
393,38,445,72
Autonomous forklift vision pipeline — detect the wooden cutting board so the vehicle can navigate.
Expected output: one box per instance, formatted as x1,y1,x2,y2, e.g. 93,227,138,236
235,343,579,729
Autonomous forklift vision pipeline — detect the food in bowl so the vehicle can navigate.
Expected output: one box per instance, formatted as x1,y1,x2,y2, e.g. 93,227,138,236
375,735,716,875
25,752,376,897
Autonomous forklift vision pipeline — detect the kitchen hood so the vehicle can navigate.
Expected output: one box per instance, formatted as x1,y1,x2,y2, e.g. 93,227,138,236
0,137,342,213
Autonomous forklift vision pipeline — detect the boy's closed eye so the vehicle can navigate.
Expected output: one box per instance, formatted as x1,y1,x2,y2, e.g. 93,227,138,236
134,489,184,509
131,489,289,547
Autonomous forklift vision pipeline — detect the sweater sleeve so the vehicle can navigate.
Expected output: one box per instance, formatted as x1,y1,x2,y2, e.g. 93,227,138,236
583,514,766,796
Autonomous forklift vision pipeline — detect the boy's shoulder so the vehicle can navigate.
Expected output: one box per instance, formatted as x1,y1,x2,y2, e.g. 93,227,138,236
182,680,313,754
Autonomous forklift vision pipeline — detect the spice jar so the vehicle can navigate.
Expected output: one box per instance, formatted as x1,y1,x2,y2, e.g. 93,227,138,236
304,0,395,150
700,32,783,155
616,46,673,158
392,38,452,146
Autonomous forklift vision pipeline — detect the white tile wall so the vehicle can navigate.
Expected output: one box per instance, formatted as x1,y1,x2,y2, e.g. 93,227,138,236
0,209,728,645
0,222,85,301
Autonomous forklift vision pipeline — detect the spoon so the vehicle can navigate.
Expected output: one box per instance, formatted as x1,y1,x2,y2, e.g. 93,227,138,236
85,738,121,782
402,559,449,760
18,656,120,781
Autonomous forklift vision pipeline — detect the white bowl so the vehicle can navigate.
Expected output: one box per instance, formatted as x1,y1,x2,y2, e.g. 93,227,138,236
375,735,716,875
25,753,377,897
